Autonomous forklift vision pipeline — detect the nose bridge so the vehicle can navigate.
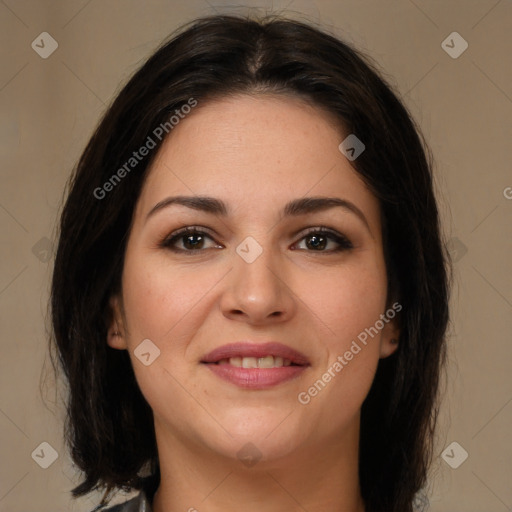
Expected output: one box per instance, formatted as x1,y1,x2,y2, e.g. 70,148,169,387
221,232,294,322
234,233,281,295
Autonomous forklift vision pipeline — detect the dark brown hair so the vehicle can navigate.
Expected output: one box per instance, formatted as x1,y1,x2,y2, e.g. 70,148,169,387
49,13,451,512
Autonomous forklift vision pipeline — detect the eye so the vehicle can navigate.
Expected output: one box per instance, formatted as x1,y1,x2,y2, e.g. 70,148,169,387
159,225,353,254
293,227,353,253
159,226,221,253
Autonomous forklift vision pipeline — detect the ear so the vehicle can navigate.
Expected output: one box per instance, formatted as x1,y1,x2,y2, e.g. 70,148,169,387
106,294,127,350
379,307,401,359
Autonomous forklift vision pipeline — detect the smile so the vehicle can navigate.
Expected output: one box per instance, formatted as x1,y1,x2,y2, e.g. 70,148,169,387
200,342,310,389
215,355,297,368
202,362,308,389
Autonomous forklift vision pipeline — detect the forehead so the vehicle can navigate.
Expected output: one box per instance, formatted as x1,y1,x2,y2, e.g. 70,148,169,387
135,94,380,228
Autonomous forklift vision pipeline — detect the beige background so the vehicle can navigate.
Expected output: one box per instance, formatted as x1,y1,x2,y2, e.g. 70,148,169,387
1,0,511,511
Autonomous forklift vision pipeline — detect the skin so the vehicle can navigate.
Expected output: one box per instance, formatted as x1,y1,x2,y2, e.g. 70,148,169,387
108,93,400,512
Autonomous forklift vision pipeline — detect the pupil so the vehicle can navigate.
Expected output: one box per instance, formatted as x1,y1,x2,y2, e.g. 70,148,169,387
308,235,326,250
185,234,202,249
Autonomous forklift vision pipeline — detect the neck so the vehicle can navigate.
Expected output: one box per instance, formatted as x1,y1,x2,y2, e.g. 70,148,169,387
151,417,365,512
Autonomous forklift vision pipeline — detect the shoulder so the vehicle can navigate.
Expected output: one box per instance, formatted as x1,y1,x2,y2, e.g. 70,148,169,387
91,474,158,512
95,490,152,512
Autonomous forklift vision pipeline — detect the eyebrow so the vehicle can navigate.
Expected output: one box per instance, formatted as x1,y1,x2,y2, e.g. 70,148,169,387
145,195,372,235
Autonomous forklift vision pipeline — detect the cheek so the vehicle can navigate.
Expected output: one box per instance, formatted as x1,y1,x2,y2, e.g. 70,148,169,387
119,253,215,422
121,252,220,342
295,257,388,348
293,258,387,419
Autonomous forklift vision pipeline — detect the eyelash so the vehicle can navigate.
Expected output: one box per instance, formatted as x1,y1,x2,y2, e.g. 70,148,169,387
159,225,354,254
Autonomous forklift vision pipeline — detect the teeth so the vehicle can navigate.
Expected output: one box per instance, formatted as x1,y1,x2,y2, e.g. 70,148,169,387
229,356,243,367
242,357,258,368
258,355,274,368
217,356,293,368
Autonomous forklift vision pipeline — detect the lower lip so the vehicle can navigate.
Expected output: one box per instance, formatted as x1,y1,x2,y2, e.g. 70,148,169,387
203,363,307,389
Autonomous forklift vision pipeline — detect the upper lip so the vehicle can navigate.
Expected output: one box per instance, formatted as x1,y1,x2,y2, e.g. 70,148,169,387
201,342,310,366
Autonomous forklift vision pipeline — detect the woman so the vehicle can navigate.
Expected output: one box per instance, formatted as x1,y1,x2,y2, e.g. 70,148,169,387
49,13,451,512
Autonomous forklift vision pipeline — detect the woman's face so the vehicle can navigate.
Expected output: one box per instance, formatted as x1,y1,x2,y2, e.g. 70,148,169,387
108,93,399,465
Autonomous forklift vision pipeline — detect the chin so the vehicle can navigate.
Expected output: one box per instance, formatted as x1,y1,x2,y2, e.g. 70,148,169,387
203,412,310,466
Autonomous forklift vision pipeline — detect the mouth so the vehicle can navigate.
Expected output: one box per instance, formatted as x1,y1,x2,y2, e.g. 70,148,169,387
213,355,300,368
200,342,310,389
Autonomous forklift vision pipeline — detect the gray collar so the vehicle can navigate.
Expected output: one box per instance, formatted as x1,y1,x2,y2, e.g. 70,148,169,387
99,489,153,512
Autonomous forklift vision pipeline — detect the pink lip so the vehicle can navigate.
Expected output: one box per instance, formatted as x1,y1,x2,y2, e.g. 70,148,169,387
205,364,307,389
200,342,310,390
201,342,310,365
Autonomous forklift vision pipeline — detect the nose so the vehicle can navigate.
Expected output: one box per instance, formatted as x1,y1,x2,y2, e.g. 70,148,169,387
220,243,297,325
